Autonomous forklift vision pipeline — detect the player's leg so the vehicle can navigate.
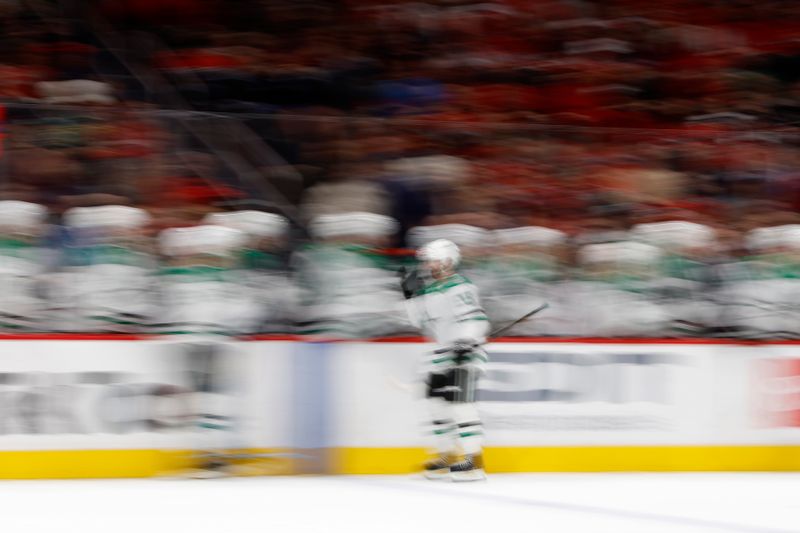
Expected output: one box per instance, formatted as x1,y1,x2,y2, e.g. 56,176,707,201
184,341,237,477
448,365,485,481
423,371,456,479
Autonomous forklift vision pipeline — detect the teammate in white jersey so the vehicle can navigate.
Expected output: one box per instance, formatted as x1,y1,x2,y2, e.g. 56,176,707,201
156,224,249,477
402,238,489,481
59,205,155,332
296,212,412,337
156,224,249,335
0,201,48,331
204,210,296,333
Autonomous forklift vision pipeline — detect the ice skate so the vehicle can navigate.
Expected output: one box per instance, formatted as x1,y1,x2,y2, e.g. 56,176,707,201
423,453,453,480
449,454,486,482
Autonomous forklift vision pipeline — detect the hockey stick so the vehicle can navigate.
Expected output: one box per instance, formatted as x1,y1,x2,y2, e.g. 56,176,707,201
431,301,550,354
387,303,551,394
488,301,549,338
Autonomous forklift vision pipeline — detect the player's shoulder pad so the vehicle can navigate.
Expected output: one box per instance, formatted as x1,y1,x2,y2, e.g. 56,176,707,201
419,273,470,295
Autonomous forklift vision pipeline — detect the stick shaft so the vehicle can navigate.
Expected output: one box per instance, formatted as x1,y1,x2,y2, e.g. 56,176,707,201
488,302,549,338
432,302,549,354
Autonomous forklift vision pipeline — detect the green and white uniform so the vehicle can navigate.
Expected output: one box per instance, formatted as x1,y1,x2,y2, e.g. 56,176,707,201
294,243,413,338
481,257,566,336
236,249,297,334
480,226,568,336
630,221,719,336
297,212,411,339
717,225,800,338
60,243,155,331
405,236,489,469
407,273,489,368
0,237,46,330
155,225,249,336
57,205,155,332
204,211,297,334
156,224,251,471
0,201,48,331
569,241,669,337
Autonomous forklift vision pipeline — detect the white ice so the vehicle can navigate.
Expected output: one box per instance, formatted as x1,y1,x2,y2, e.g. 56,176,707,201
3,473,800,533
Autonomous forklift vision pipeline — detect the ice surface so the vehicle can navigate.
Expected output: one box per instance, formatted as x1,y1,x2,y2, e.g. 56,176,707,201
3,473,799,533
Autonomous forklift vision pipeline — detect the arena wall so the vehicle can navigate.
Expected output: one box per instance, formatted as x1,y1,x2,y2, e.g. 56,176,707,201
0,336,799,477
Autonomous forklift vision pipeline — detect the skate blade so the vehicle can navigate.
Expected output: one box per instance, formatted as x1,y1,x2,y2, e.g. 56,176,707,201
423,468,450,480
183,468,231,479
155,469,230,480
450,469,486,482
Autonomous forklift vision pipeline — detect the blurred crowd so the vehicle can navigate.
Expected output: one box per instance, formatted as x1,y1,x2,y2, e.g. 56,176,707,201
0,0,797,337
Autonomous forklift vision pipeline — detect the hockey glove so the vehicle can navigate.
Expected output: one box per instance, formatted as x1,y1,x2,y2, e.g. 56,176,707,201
399,266,423,299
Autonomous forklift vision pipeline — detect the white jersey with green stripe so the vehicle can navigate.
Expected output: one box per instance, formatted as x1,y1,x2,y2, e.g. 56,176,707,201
154,265,249,336
0,238,46,330
407,273,489,355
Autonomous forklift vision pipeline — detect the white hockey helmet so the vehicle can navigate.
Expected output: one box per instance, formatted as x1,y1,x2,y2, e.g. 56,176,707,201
493,226,566,247
0,201,46,229
417,238,461,268
64,205,149,229
630,221,715,250
159,224,247,257
204,210,289,238
746,224,800,252
309,212,397,239
579,241,661,266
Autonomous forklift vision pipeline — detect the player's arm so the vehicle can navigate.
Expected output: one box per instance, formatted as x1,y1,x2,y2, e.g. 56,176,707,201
400,266,424,299
399,266,426,329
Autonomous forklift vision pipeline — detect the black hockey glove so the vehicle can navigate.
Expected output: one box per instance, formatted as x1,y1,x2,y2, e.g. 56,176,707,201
399,266,423,299
452,339,477,365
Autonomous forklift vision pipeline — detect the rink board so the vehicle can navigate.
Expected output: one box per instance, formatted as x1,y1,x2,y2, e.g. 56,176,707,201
1,337,800,477
4,444,800,478
329,339,800,474
333,445,800,474
0,337,300,478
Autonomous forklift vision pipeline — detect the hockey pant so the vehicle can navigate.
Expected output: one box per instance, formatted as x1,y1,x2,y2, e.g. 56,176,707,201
426,366,482,456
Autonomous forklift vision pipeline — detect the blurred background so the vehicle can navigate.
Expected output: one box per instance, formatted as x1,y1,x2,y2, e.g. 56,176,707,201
0,0,798,339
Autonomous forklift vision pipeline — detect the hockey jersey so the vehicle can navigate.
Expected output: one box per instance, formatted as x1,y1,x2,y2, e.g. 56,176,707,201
294,243,413,338
0,236,46,330
406,273,490,365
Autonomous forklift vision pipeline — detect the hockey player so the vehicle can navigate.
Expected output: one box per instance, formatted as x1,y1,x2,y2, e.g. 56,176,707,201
58,205,155,332
156,224,249,477
629,221,719,336
718,225,800,338
482,226,570,336
571,240,669,336
402,238,489,481
156,224,249,335
0,201,48,331
203,210,296,333
295,212,413,338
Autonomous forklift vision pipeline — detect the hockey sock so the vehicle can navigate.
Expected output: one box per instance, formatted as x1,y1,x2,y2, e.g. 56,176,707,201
184,342,237,454
451,402,483,456
427,397,456,455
